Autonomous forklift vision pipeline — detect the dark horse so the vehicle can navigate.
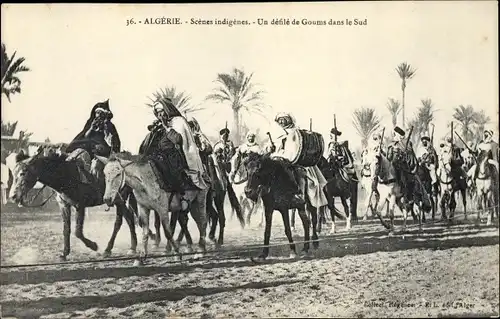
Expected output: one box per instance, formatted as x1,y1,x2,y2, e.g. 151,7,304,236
174,154,244,249
316,156,354,234
243,153,319,261
9,150,138,260
416,161,437,221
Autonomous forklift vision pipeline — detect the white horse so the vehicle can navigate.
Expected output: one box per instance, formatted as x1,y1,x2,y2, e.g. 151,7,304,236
362,148,420,232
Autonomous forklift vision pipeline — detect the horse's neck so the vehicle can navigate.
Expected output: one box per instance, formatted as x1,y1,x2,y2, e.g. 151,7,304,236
36,158,73,190
377,156,396,180
123,162,151,195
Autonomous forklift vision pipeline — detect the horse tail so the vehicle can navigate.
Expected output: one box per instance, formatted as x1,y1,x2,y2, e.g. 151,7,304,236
227,183,245,228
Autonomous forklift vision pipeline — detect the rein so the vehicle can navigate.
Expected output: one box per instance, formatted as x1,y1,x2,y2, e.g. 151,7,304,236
19,185,56,208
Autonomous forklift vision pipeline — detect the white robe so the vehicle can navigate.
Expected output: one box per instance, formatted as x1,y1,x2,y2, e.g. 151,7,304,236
169,116,207,190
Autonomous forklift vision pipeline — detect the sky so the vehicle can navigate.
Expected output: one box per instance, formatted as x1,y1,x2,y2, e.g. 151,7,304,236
1,2,498,153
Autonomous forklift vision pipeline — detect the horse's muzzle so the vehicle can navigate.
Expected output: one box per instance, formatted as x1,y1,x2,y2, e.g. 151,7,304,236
103,195,115,207
244,185,260,202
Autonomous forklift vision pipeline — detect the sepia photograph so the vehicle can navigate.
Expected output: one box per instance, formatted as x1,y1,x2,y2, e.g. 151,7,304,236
1,2,499,318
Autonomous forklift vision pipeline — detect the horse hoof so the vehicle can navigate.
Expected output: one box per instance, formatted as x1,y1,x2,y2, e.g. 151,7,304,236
89,243,99,252
174,254,182,262
133,259,144,267
289,252,298,259
185,246,194,254
126,249,137,256
59,255,67,261
102,250,112,258
301,250,313,259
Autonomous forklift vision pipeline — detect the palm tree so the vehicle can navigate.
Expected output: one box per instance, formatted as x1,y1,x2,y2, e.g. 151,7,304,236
352,107,381,148
396,62,417,129
147,86,204,115
472,109,491,142
407,98,435,148
1,43,30,102
386,98,401,127
205,68,267,143
1,120,18,136
452,105,477,143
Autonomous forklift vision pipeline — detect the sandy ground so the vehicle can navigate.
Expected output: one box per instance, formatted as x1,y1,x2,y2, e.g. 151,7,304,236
1,201,499,318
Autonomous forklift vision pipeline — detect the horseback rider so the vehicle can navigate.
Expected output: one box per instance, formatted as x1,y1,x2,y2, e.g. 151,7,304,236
138,99,209,207
420,134,439,195
267,112,328,208
469,129,499,182
229,131,262,183
327,127,358,183
386,126,418,201
66,99,121,184
439,135,468,182
187,116,213,172
213,127,236,173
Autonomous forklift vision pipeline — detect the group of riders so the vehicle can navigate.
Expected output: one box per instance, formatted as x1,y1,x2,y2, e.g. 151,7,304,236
60,98,498,217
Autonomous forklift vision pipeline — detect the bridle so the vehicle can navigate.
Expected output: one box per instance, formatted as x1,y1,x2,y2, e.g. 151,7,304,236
112,159,135,198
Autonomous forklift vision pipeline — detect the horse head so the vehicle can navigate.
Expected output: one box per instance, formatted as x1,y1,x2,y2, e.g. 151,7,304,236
95,152,133,206
9,151,63,205
243,152,273,201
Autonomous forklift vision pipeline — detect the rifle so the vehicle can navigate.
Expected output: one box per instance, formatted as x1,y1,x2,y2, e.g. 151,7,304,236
309,118,312,131
333,114,337,143
430,123,435,145
405,126,414,151
379,127,385,152
455,131,477,162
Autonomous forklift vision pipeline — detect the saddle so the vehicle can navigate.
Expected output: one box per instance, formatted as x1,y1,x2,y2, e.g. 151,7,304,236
147,155,199,194
66,149,97,185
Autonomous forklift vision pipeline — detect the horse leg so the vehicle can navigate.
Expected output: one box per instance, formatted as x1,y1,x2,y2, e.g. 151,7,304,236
59,199,71,261
207,197,218,243
214,192,226,247
329,199,337,234
297,207,311,255
165,210,179,253
153,210,161,248
449,191,457,220
341,197,351,231
256,204,274,260
74,206,98,252
309,205,320,250
486,190,493,226
387,196,397,233
156,207,182,262
190,190,209,253
121,204,138,255
103,207,124,257
461,188,467,221
317,206,323,234
178,211,194,252
279,208,297,258
290,209,296,232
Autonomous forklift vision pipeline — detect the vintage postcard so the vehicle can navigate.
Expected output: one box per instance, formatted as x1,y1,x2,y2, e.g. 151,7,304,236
1,2,498,318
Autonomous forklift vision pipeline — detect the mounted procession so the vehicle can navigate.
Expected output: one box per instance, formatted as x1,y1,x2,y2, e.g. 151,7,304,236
7,98,499,264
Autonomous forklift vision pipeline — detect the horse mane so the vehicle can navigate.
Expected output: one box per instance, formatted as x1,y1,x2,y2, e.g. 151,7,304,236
109,151,147,164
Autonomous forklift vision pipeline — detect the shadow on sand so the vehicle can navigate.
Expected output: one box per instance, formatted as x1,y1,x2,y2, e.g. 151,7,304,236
2,221,498,286
1,279,305,318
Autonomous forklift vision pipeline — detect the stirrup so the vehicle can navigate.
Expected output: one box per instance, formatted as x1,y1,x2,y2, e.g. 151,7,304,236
180,196,190,212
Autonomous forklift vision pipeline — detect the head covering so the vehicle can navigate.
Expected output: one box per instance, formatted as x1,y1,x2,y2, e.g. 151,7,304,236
330,128,342,136
220,128,230,135
274,112,296,129
246,131,256,138
153,98,182,118
484,129,493,137
372,133,381,141
393,126,405,137
421,136,431,142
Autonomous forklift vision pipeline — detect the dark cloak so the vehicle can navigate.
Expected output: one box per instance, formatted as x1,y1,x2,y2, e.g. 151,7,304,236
66,100,121,157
